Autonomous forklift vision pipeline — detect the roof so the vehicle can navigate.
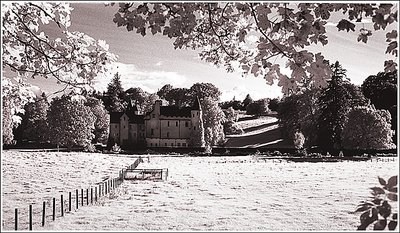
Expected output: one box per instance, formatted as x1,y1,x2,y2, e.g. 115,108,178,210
110,112,124,123
127,112,145,124
160,106,192,117
192,97,201,111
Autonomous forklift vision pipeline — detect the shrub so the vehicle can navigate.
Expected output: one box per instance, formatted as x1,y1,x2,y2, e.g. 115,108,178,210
293,131,305,150
223,121,244,135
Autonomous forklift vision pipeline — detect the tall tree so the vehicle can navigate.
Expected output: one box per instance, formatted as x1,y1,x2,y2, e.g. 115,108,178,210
361,70,397,144
85,97,109,144
1,77,36,146
157,84,174,100
246,98,270,116
278,88,321,147
268,98,280,112
190,82,222,102
112,3,397,95
317,61,367,149
342,106,395,150
201,97,226,150
104,72,126,112
142,93,160,114
242,94,253,111
14,92,49,144
165,87,191,107
2,96,15,146
47,95,95,150
125,87,147,113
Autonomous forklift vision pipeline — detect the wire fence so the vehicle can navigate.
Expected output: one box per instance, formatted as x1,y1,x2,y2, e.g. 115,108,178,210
10,158,142,231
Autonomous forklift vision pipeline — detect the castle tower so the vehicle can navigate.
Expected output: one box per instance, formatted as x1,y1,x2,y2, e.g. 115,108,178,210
190,97,205,147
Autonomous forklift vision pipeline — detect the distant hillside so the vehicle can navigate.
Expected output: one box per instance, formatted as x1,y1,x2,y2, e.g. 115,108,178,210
225,116,293,148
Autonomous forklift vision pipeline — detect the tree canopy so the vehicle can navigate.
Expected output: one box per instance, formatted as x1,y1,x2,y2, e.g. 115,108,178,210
2,2,116,90
111,2,398,94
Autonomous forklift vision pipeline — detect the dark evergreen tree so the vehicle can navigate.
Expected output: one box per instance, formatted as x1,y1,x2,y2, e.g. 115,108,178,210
242,94,253,111
104,72,126,112
317,61,367,149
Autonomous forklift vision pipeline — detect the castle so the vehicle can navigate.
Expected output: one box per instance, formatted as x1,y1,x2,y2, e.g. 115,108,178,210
109,98,204,149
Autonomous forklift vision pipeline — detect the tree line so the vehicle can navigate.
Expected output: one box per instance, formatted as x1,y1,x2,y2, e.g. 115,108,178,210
276,61,397,151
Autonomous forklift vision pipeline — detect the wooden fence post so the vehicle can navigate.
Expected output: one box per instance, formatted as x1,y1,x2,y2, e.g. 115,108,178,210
99,184,101,197
81,189,84,206
69,192,71,212
42,202,46,227
86,189,89,205
76,189,78,210
29,204,32,230
61,195,64,217
91,188,93,204
52,198,56,221
14,208,18,231
95,186,98,202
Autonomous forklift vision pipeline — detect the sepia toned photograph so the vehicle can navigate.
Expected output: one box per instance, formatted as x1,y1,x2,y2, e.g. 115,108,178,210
1,1,398,232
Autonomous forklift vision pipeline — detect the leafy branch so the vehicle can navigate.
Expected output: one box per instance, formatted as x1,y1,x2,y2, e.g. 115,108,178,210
356,176,398,230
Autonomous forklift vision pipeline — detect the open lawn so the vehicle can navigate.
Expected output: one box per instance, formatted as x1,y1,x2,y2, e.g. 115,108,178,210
2,151,398,231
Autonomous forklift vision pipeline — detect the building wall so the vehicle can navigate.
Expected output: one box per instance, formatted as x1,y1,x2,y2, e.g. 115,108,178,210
109,123,120,144
159,118,191,139
146,101,161,138
120,114,129,146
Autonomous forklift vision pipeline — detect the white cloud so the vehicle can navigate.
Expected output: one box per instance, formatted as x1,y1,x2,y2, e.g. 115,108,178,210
93,62,187,93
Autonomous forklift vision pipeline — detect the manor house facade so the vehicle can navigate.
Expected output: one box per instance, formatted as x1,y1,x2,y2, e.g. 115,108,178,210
109,98,203,148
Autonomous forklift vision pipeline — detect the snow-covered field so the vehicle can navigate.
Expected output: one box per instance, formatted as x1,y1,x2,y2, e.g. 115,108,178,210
3,153,395,231
1,150,141,230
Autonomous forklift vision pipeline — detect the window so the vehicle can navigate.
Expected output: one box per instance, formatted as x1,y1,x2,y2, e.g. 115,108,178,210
185,122,188,127
182,143,186,147
177,143,181,146
165,143,167,146
151,129,154,136
150,143,152,146
197,112,199,116
152,114,155,118
115,125,117,128
123,125,125,129
192,114,195,117
123,117,125,120
194,126,196,130
167,132,169,138
155,143,158,147
168,121,170,127
171,143,173,146
176,121,178,127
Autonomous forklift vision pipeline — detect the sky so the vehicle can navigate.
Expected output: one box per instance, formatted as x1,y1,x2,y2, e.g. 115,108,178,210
23,3,398,102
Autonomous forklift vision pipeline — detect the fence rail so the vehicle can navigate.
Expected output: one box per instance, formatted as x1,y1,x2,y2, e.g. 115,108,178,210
11,157,142,231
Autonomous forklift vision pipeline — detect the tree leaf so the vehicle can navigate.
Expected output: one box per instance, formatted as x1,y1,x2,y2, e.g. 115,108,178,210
392,213,398,220
388,220,397,230
337,19,355,32
373,219,387,230
378,177,387,186
388,187,398,193
387,193,398,201
356,204,372,212
378,200,392,218
387,176,397,189
370,187,385,195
